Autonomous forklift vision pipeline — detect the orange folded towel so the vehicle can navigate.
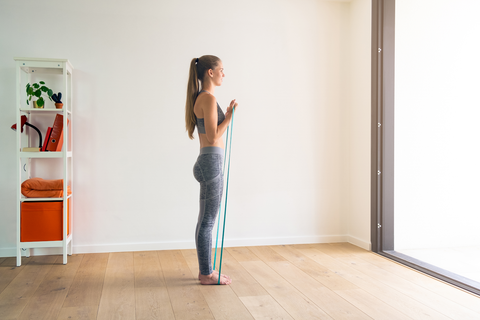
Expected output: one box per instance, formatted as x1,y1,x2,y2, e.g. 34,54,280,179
21,178,71,198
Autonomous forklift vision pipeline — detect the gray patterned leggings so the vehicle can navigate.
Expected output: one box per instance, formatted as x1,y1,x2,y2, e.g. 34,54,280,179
193,147,224,275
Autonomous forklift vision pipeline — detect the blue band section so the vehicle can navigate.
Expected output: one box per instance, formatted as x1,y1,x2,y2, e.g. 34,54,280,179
217,108,234,284
213,128,229,271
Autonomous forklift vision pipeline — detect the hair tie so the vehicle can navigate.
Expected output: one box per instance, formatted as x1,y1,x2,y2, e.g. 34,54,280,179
195,58,199,64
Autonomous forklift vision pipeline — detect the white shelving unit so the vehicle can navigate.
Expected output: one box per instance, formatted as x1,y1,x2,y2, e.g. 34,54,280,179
14,57,74,266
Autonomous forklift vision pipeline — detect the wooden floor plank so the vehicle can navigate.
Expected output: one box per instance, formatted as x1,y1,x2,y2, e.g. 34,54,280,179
18,254,83,320
158,250,214,320
227,246,262,262
290,246,451,320
59,252,108,320
251,246,371,320
241,258,333,320
97,252,135,320
240,295,294,320
333,251,480,320
248,246,287,263
350,248,480,313
0,256,29,295
0,255,57,319
222,248,269,297
334,288,412,320
56,306,98,320
339,243,372,254
134,251,175,320
182,249,254,320
270,245,359,291
314,243,366,258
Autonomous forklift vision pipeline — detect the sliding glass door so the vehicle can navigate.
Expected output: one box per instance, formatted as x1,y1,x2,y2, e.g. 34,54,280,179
372,0,480,295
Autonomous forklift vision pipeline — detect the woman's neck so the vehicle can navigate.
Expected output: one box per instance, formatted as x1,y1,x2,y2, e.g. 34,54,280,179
201,82,215,95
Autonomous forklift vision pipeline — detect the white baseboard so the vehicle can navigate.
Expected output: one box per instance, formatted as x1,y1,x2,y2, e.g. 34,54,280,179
0,234,363,257
0,247,63,258
74,235,349,254
347,235,371,250
0,235,350,257
224,234,349,248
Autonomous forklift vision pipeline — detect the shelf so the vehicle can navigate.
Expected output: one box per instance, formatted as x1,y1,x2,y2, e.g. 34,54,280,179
14,57,74,75
19,151,70,158
20,108,67,113
15,57,74,267
20,194,72,202
15,57,70,63
19,235,72,249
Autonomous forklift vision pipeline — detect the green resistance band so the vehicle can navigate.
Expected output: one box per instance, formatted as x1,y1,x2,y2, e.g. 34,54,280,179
213,125,229,271
214,107,234,284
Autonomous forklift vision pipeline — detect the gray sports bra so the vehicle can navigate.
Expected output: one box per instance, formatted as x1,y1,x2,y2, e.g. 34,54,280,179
195,90,225,134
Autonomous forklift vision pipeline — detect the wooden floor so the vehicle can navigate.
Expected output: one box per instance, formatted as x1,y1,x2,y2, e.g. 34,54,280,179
1,243,480,320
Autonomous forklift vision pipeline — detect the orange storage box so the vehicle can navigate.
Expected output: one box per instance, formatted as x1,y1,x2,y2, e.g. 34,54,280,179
20,200,70,242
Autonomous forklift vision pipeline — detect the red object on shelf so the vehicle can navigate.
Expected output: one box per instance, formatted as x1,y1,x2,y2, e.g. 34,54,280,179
21,178,71,198
56,125,66,151
46,114,63,151
41,127,52,151
57,117,70,152
11,115,28,132
20,200,70,242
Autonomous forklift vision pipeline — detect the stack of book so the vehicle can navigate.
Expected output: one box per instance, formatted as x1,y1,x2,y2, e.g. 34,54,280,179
41,114,68,152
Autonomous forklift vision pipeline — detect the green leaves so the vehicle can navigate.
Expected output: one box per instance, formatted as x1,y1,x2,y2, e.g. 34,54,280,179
25,81,56,107
37,97,45,107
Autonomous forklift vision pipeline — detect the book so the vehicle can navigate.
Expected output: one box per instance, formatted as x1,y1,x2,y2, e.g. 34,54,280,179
41,127,52,151
22,147,40,152
46,114,64,152
55,118,70,151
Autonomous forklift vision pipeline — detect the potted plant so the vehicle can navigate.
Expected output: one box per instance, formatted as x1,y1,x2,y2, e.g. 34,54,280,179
52,92,63,109
26,81,53,108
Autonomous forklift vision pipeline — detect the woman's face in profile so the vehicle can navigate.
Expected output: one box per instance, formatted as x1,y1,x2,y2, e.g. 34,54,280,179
210,61,225,86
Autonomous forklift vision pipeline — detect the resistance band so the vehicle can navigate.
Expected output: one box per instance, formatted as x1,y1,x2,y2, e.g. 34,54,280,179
213,126,228,270
213,107,235,284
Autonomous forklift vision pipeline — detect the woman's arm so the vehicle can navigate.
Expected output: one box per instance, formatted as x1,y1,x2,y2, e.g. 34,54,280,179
202,95,236,144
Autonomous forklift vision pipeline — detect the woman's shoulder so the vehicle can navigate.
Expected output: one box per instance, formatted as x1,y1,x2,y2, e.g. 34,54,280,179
196,92,217,108
194,92,216,117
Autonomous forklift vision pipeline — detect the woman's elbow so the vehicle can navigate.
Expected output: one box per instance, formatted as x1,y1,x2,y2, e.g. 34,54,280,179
206,135,220,144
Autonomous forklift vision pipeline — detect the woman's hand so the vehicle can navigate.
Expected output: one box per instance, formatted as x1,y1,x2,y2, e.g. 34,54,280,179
225,99,238,122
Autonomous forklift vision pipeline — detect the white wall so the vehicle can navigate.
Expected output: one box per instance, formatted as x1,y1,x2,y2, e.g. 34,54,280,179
346,0,372,249
0,0,372,256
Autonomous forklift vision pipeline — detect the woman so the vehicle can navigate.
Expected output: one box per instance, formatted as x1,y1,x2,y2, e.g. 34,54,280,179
185,55,237,285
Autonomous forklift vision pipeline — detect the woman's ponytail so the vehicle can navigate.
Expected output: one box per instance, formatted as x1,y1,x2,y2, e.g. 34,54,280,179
185,58,199,139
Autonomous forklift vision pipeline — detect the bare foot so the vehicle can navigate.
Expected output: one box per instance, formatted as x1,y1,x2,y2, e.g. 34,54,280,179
198,270,231,281
198,271,232,285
